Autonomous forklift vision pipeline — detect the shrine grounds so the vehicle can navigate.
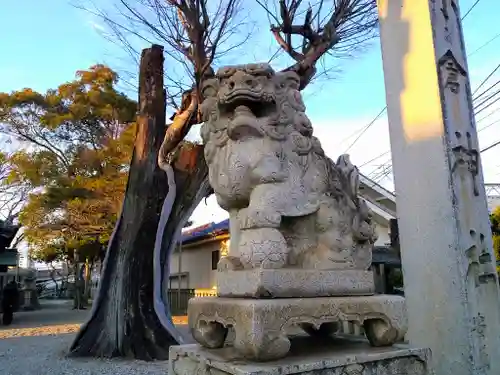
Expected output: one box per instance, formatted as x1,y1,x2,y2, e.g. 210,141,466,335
0,300,188,375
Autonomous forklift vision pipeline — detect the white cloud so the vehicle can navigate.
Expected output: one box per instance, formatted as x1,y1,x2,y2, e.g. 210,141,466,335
308,114,391,166
88,20,106,33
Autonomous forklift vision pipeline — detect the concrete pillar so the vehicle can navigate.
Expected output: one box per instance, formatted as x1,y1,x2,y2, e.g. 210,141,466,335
377,1,500,374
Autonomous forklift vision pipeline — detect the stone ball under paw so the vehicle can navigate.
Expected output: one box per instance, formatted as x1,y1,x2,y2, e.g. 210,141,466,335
238,228,289,269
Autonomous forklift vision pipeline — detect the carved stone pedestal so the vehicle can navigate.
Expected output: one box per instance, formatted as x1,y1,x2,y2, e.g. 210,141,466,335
169,337,431,375
216,269,375,298
188,295,407,361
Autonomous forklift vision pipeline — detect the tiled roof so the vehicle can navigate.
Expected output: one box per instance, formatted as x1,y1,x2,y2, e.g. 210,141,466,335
182,219,229,244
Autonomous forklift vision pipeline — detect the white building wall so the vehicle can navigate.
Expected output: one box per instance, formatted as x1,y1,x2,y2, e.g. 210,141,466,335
374,223,390,246
169,241,219,289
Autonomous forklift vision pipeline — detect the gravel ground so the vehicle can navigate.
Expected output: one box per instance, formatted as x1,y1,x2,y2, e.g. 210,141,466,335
0,300,189,375
0,334,170,375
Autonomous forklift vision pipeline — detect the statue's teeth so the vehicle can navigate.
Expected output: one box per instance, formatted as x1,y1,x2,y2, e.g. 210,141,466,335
235,105,252,113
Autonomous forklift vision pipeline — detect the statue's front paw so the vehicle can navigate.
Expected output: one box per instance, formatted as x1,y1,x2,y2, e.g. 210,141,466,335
239,228,288,269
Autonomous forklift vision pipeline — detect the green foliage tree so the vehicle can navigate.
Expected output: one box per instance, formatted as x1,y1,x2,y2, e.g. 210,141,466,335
0,65,136,266
490,207,500,273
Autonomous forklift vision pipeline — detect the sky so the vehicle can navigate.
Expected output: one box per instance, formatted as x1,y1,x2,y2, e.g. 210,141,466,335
1,0,500,229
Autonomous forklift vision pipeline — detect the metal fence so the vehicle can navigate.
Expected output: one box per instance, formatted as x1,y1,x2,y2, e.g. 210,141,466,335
168,289,195,315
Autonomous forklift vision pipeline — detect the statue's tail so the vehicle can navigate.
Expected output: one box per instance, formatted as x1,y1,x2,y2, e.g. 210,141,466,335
335,154,378,244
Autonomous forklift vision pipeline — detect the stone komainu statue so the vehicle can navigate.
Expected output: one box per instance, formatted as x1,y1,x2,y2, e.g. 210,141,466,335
199,63,377,271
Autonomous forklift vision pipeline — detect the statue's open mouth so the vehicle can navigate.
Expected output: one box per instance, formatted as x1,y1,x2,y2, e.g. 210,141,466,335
219,90,276,118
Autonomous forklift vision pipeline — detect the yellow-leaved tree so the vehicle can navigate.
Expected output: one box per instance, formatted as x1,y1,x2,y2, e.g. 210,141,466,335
490,207,500,273
0,65,137,302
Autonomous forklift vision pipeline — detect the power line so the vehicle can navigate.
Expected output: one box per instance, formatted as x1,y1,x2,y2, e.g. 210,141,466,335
481,139,500,153
478,119,500,133
367,158,392,179
468,32,500,57
341,2,489,161
477,107,500,124
461,0,483,21
359,151,390,168
342,60,499,155
371,165,390,180
374,135,500,184
472,62,500,96
362,87,500,172
471,78,500,118
343,106,386,153
372,165,393,184
473,87,500,111
359,58,500,182
336,107,386,146
349,36,494,154
475,95,500,116
473,79,500,102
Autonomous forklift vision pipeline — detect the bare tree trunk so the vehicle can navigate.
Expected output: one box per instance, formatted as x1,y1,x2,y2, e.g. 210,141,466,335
69,44,210,360
84,257,93,300
72,249,84,310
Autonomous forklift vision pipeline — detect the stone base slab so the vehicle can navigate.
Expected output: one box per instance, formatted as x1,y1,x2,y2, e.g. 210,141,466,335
188,295,407,361
169,338,431,375
216,269,375,298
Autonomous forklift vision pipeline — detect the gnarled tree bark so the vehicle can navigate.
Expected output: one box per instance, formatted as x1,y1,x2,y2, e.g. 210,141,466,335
70,44,210,360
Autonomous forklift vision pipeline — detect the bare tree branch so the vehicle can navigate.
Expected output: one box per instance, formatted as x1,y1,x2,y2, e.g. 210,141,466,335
75,0,249,114
0,152,31,223
258,0,378,89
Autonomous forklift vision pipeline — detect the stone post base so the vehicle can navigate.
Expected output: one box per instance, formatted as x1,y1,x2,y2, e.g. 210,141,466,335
188,295,407,361
169,338,432,375
22,289,40,311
